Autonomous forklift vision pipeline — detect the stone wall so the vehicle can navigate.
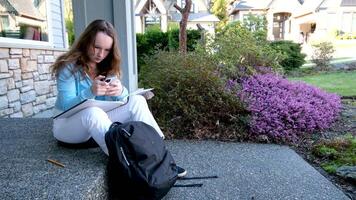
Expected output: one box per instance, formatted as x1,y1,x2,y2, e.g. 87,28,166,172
0,47,66,118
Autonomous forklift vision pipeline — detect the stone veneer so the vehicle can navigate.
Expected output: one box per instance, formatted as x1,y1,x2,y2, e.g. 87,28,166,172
0,47,66,118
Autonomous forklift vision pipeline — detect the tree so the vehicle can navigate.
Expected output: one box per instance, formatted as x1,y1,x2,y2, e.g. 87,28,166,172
242,13,268,42
211,0,227,20
211,0,228,33
174,0,192,54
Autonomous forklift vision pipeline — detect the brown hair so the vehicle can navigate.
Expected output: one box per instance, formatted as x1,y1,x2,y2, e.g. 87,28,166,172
51,19,121,77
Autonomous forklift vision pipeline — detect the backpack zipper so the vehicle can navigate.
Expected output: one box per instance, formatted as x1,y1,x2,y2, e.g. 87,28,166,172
120,147,130,166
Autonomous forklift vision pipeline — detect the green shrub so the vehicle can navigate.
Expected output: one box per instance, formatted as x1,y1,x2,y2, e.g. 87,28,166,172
139,51,248,139
145,29,169,52
136,29,168,71
208,21,283,78
311,41,335,70
270,40,306,71
167,29,179,51
65,18,75,46
136,29,201,71
167,28,202,51
136,33,149,69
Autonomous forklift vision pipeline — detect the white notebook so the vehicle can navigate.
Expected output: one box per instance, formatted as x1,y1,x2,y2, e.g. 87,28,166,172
53,88,153,119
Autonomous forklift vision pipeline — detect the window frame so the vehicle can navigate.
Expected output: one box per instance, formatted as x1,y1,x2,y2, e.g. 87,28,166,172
0,0,53,48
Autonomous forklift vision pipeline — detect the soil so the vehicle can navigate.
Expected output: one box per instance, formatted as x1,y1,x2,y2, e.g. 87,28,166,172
292,98,356,199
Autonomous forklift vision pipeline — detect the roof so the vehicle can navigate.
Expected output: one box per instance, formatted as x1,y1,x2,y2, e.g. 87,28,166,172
232,0,272,10
171,12,220,22
340,0,356,6
294,0,324,18
7,0,45,20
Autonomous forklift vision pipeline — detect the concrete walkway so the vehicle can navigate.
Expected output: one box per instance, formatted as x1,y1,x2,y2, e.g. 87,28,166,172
0,118,350,200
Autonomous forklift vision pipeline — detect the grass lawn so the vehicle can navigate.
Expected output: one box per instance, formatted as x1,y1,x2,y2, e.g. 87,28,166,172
289,71,356,96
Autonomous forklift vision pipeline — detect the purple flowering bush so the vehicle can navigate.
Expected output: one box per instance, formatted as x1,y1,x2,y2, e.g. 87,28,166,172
232,74,341,142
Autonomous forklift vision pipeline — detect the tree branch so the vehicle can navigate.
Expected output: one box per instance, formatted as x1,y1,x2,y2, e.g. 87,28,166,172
173,3,183,13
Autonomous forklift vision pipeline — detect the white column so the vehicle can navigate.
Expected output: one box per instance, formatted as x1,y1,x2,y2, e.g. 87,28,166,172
161,14,168,32
267,12,274,40
113,0,138,92
135,16,143,33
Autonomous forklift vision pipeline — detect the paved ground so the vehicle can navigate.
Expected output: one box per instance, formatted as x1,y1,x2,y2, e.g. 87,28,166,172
0,118,107,200
0,118,350,200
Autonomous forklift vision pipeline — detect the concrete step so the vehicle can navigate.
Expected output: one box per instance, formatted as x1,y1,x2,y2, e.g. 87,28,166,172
0,118,107,199
0,119,350,199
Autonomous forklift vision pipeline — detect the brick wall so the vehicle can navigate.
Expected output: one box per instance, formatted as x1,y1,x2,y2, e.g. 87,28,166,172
0,47,66,118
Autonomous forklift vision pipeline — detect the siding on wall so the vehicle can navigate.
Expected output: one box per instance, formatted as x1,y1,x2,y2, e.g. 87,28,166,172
51,0,66,49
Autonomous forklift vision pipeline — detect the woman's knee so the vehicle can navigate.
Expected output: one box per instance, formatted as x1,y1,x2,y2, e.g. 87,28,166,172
129,95,148,107
130,94,146,102
128,95,150,114
80,107,108,121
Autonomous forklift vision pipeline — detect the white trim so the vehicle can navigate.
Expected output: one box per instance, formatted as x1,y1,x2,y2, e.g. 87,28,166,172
135,0,167,15
0,40,66,51
59,0,68,48
135,0,147,13
0,37,52,48
47,0,53,45
153,0,167,14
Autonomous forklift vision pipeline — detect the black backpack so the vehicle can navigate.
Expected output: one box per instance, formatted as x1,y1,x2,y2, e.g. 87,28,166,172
105,121,178,200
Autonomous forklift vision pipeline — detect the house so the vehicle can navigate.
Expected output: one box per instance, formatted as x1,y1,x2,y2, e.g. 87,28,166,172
134,0,219,34
229,0,356,44
228,0,303,41
0,0,67,118
294,0,356,43
0,0,46,40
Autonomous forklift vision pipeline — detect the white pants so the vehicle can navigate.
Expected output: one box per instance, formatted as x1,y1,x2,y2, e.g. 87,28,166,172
53,95,164,155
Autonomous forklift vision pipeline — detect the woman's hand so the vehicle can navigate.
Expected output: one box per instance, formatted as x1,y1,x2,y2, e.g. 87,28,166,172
92,75,108,96
105,79,123,96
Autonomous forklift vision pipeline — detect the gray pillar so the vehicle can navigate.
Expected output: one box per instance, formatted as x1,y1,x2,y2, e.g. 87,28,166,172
112,1,138,92
72,0,138,92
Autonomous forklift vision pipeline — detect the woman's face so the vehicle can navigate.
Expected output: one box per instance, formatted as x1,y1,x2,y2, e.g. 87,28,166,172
88,31,113,65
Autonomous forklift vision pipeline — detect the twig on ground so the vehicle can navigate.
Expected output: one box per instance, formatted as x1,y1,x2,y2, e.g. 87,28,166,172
46,159,65,168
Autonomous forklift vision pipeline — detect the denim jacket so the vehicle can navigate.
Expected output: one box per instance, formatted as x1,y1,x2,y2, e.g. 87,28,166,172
54,63,128,112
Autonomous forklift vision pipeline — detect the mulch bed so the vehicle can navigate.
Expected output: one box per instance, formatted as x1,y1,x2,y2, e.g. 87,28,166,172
292,99,356,199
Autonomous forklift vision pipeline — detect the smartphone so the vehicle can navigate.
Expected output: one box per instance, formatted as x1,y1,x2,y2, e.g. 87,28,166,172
104,78,112,83
101,76,116,83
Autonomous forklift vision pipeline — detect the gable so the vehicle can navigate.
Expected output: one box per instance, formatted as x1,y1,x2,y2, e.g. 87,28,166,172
319,0,341,9
269,0,302,13
341,0,356,6
135,0,167,15
232,0,272,11
7,0,46,20
294,0,324,17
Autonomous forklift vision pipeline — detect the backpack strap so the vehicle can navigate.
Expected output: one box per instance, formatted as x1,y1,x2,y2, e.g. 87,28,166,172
173,183,203,187
173,175,218,188
178,175,218,180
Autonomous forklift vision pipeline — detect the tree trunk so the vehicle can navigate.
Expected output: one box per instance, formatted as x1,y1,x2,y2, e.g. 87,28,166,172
174,0,192,54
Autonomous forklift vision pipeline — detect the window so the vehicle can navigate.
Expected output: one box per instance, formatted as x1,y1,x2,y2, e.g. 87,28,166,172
327,12,337,30
144,15,161,29
341,12,352,34
143,0,161,30
0,0,49,42
353,12,356,33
